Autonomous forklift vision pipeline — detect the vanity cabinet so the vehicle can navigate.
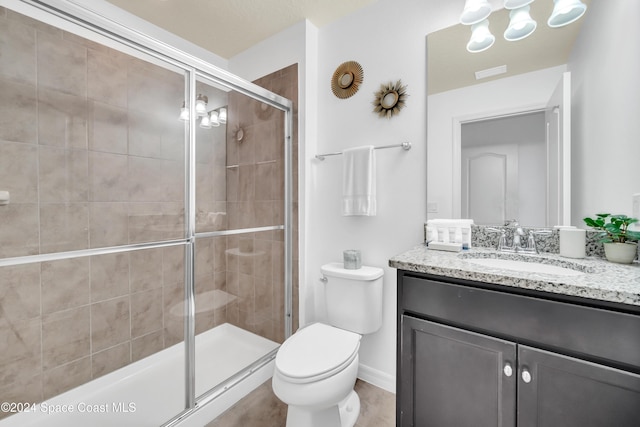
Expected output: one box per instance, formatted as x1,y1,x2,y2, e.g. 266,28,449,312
397,271,640,427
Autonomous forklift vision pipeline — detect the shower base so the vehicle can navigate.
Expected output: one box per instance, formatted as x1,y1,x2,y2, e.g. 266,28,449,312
0,323,278,427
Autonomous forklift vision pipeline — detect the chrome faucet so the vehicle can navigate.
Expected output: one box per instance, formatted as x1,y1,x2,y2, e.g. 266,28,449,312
488,222,552,254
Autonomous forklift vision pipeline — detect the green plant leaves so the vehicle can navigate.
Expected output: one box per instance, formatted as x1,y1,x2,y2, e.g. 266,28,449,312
583,213,640,243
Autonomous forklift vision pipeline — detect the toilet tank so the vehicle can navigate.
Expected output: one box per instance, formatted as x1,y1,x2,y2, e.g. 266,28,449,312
320,262,384,335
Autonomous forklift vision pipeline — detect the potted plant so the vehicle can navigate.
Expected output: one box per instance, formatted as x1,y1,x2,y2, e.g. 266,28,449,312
583,214,640,264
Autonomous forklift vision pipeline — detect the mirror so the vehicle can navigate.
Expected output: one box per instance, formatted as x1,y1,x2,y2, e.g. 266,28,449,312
427,0,639,228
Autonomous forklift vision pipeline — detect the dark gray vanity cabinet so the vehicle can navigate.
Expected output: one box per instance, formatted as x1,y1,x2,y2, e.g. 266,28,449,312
397,271,640,427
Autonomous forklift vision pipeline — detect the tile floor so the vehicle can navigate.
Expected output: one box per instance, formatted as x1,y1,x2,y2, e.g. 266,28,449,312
206,379,395,427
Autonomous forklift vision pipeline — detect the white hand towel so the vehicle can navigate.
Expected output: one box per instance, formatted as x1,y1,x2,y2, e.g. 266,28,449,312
342,145,376,216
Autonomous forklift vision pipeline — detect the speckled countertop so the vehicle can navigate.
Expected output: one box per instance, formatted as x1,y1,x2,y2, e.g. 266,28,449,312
389,245,640,307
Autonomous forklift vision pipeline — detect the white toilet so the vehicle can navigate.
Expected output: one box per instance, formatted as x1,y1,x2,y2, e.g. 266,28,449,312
272,262,384,427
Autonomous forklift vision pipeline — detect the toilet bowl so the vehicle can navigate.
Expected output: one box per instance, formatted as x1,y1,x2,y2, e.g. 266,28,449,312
272,323,361,427
272,263,384,427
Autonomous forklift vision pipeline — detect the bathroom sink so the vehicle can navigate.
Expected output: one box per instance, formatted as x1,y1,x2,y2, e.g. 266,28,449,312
459,254,590,277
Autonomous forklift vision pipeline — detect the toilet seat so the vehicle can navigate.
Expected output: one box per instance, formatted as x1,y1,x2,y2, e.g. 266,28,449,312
275,323,361,384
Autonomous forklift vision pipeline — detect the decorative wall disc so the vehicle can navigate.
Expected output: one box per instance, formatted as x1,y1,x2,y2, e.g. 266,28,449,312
372,80,408,118
331,61,364,99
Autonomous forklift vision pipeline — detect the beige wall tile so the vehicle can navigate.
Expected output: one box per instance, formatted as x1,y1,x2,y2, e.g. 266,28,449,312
38,146,88,203
42,306,90,370
128,111,164,158
0,18,36,84
43,357,91,400
37,88,87,149
91,342,130,379
90,252,130,302
39,203,89,253
131,288,162,339
89,101,128,154
0,264,40,322
0,316,41,385
89,202,128,248
132,330,163,362
87,49,127,108
163,245,185,285
37,35,86,97
89,151,129,202
0,77,37,144
41,257,90,315
0,374,42,421
91,296,130,352
0,140,38,203
0,203,39,257
130,248,163,293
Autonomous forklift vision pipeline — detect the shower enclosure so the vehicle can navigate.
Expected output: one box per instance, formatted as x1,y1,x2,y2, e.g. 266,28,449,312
0,0,295,425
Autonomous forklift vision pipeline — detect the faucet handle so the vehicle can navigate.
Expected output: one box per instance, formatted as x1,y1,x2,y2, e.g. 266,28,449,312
504,219,519,227
487,228,509,251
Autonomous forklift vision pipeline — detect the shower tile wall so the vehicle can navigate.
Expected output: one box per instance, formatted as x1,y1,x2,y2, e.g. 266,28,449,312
0,9,187,416
220,64,299,344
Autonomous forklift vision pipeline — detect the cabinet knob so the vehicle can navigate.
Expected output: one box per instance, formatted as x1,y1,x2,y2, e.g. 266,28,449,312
521,368,532,383
503,363,513,377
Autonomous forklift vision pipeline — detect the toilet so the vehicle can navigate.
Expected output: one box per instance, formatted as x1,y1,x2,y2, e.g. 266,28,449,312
272,262,384,427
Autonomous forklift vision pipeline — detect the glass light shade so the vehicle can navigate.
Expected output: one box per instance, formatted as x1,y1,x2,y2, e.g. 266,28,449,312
504,5,537,41
195,94,208,117
504,0,534,9
199,114,211,129
179,102,189,121
467,20,495,53
460,0,492,25
209,110,220,127
218,107,227,124
548,0,587,28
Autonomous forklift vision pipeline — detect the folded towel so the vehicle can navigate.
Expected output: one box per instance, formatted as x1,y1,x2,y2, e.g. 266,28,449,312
342,145,376,216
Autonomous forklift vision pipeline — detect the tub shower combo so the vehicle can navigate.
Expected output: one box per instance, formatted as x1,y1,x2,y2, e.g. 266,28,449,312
0,0,296,425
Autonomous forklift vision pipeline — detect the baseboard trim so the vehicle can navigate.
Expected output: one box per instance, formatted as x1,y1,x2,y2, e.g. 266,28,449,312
357,363,396,394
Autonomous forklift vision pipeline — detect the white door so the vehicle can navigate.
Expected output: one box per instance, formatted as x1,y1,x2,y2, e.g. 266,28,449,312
546,71,571,226
462,144,519,225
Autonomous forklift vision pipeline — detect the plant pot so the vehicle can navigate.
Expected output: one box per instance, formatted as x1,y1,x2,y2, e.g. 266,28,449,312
603,242,638,264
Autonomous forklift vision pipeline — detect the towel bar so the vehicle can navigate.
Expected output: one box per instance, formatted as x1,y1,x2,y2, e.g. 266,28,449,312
315,141,411,161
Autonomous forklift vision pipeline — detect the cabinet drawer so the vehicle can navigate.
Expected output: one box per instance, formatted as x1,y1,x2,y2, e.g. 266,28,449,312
401,274,640,371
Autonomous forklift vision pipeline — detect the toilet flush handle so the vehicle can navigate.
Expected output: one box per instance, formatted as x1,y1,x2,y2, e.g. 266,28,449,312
320,276,328,283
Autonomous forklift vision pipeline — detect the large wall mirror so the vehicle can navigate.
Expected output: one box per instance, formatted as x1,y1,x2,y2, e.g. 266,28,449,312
426,0,640,228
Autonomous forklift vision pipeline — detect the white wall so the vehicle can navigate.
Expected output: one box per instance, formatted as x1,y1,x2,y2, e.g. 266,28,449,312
427,65,566,220
569,0,640,224
307,0,466,391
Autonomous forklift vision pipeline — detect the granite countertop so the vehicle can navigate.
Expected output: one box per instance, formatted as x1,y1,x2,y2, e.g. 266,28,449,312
389,245,640,307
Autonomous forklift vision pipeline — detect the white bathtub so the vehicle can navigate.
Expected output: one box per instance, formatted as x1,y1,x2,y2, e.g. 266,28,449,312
0,323,279,427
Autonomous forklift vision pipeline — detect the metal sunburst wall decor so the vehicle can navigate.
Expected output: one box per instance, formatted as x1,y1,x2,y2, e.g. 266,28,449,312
331,61,364,99
372,80,408,119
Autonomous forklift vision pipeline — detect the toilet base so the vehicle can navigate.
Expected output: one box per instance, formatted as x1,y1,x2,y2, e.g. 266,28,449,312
339,390,361,427
285,390,360,427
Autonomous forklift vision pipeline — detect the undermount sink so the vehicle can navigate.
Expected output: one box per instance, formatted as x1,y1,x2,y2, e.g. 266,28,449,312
458,252,592,277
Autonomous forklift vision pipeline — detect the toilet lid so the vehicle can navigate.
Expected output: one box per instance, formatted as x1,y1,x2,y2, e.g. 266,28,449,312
275,323,360,383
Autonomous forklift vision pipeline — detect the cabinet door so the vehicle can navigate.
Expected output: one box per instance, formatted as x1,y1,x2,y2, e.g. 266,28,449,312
400,316,517,427
518,345,640,427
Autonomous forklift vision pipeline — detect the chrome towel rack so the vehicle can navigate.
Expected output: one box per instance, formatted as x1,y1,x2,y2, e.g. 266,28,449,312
315,141,411,161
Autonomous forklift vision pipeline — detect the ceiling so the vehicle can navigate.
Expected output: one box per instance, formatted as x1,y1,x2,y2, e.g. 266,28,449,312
103,0,590,93
428,0,590,94
104,0,377,59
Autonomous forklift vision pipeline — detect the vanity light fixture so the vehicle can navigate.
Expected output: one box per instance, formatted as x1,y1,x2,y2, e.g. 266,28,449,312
218,107,227,124
466,19,495,53
503,0,534,9
195,94,208,117
199,113,212,129
209,110,221,127
179,101,189,121
548,0,587,28
460,0,492,25
504,5,537,41
461,0,587,52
